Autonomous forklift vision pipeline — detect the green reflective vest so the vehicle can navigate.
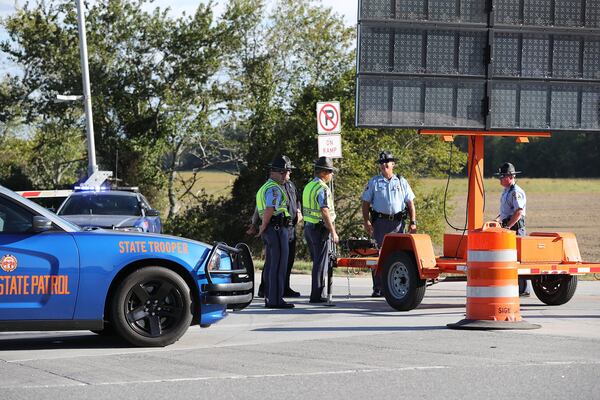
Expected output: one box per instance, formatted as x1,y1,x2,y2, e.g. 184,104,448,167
302,178,335,224
256,179,289,219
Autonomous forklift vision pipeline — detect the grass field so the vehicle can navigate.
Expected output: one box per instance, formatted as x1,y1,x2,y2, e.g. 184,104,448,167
176,170,236,197
185,171,600,262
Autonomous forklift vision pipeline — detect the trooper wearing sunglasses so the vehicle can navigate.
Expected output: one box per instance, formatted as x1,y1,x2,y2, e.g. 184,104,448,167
255,155,296,309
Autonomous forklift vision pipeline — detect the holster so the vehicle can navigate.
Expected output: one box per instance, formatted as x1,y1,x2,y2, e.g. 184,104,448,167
502,217,525,232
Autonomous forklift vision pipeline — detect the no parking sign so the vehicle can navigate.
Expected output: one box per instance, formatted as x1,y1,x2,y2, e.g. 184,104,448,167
316,102,341,134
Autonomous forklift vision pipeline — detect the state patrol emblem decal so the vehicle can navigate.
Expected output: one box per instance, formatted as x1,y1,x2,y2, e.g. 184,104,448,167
1,254,18,273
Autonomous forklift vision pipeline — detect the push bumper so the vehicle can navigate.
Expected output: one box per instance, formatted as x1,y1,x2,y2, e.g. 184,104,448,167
202,242,255,311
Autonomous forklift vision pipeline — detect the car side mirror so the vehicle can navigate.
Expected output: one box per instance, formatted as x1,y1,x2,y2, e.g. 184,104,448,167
33,216,53,232
145,209,160,217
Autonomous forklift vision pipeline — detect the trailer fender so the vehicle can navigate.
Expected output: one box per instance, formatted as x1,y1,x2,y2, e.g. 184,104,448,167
378,234,438,279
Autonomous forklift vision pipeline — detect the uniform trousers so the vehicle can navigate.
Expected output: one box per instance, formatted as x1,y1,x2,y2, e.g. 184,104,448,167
261,225,289,306
372,218,405,292
258,225,297,295
304,222,331,301
285,231,297,291
514,226,533,294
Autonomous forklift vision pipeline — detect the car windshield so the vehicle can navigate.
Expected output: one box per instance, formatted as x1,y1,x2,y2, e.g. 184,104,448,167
59,193,142,216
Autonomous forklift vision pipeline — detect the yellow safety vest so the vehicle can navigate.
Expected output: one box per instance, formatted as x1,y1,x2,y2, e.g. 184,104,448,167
302,179,335,224
256,179,289,219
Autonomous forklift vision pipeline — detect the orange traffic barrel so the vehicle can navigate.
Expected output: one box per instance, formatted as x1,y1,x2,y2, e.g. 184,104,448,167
448,222,539,330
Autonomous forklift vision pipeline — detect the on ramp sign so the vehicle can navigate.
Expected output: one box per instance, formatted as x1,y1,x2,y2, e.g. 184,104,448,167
317,102,341,134
318,134,342,158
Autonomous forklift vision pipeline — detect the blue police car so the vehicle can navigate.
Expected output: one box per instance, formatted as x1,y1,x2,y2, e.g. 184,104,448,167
57,189,162,233
0,185,254,347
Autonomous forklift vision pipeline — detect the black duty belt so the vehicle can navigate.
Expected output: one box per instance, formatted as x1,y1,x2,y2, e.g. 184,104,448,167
269,215,292,227
373,211,405,221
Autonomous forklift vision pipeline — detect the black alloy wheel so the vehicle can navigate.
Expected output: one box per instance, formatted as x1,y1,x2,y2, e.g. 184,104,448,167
111,266,193,347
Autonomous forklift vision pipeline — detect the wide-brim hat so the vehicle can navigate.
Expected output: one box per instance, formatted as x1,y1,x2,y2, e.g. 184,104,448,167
313,156,337,172
493,162,522,177
378,151,396,163
268,155,295,171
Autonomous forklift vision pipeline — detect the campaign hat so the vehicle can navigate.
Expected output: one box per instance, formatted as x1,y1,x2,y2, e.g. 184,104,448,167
378,151,396,163
269,155,295,171
493,162,522,178
313,156,337,172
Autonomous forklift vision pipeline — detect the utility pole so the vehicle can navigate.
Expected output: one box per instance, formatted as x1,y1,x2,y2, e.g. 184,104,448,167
75,0,98,176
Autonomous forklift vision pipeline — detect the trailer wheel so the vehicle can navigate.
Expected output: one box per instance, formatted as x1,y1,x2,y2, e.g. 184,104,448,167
531,275,578,306
381,251,426,311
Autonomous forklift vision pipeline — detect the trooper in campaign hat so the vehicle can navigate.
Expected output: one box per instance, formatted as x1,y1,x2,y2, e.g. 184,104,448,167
302,156,338,304
253,154,303,300
361,150,416,297
255,154,296,309
493,162,531,296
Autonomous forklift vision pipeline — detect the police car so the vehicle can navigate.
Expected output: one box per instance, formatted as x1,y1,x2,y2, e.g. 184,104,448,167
57,188,162,233
0,185,254,347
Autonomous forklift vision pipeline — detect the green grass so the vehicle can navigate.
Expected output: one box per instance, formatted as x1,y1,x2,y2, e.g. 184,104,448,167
176,170,236,196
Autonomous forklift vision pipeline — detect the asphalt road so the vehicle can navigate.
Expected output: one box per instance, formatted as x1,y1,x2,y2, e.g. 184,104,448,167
1,275,599,400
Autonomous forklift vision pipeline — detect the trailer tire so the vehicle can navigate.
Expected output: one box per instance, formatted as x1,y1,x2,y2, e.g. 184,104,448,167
381,251,426,311
531,275,578,306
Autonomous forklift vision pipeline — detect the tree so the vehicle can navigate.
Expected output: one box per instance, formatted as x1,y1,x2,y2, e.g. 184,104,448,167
1,0,258,215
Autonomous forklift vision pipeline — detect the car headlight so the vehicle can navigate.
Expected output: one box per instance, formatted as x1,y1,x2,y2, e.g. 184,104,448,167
207,252,221,271
113,226,144,232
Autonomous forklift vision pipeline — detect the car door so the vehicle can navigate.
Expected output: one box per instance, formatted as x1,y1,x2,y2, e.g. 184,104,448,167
0,194,80,320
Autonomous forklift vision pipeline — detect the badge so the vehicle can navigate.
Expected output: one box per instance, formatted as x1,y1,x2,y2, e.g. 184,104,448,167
1,254,18,273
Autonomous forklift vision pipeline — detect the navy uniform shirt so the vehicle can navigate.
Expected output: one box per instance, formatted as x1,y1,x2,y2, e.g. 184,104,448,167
361,174,415,215
499,183,526,220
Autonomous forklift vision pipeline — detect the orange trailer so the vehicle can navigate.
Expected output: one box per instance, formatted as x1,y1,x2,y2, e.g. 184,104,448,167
337,131,600,311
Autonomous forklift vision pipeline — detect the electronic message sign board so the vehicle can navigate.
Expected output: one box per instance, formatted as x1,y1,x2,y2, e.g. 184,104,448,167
356,0,600,131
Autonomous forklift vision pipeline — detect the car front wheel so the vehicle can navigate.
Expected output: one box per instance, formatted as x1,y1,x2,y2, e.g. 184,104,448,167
111,266,193,347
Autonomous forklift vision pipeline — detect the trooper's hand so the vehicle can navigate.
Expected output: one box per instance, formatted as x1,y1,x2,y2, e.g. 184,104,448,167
246,225,257,236
408,224,417,234
331,232,339,244
363,220,374,237
257,225,266,237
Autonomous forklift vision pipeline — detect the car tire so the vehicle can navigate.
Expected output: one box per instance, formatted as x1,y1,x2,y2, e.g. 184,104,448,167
531,275,578,306
110,266,193,347
381,251,426,311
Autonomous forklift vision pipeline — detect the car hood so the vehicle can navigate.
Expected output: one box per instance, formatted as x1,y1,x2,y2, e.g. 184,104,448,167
61,214,141,228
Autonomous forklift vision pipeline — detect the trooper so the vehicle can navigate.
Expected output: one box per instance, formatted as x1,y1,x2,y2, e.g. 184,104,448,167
255,155,295,309
251,161,302,298
493,162,532,296
302,157,339,304
362,151,416,297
